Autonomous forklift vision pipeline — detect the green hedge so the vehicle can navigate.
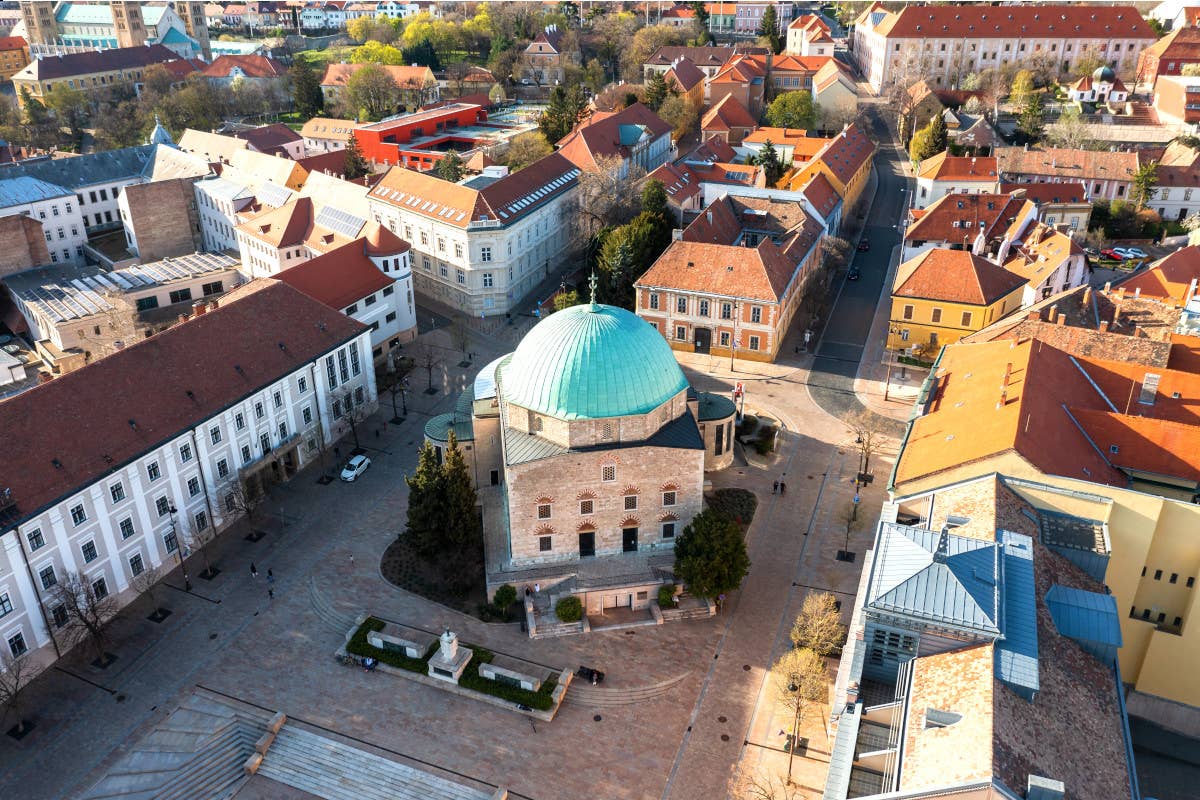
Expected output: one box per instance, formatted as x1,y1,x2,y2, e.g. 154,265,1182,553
457,646,558,711
736,415,759,437
555,596,583,622
897,355,934,368
658,584,677,607
708,488,758,527
754,424,777,455
345,616,436,673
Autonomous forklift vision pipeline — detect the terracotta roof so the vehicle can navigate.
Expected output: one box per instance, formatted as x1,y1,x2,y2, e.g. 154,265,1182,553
1140,24,1200,61
556,103,673,172
464,151,495,171
905,193,1030,245
813,59,853,93
717,53,835,81
229,123,302,156
1072,410,1200,483
661,7,695,19
0,280,364,526
994,146,1141,183
300,117,358,141
1074,355,1200,426
0,36,27,52
683,138,737,163
368,152,580,229
709,54,764,86
788,13,830,32
271,237,396,310
644,45,736,69
1118,246,1200,305
320,63,433,90
742,128,832,160
646,161,702,204
799,172,841,223
873,4,1153,39
236,196,357,252
690,160,765,188
701,94,756,132
681,194,822,267
201,54,287,79
16,44,191,81
635,239,796,304
1003,223,1083,286
894,249,1027,305
811,123,875,187
663,57,705,93
953,117,1001,150
295,149,351,179
361,222,408,256
999,181,1086,204
916,151,998,182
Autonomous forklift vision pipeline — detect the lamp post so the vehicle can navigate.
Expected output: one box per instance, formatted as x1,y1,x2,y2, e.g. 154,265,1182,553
884,324,902,402
729,301,740,373
168,504,190,591
786,675,802,786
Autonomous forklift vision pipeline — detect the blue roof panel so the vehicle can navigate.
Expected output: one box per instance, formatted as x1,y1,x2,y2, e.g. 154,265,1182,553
1046,584,1122,648
994,530,1040,699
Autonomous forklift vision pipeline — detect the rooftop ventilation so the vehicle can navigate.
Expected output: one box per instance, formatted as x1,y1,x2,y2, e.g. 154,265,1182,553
1138,372,1161,405
51,458,62,469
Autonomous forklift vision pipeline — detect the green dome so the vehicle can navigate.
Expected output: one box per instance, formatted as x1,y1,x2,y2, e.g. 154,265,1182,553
502,303,688,420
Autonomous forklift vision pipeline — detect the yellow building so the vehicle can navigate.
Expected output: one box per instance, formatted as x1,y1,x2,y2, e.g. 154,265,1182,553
11,43,192,107
888,248,1026,353
786,122,874,212
0,35,30,82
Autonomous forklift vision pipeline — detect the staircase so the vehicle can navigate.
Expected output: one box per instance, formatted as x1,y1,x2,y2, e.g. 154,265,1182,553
659,596,716,622
257,725,497,800
567,672,692,708
81,694,266,800
308,576,360,634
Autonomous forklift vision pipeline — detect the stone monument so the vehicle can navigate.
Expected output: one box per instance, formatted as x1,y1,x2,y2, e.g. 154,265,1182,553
426,627,471,684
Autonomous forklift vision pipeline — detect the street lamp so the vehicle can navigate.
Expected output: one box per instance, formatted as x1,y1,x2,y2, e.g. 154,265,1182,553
786,675,802,786
884,324,903,401
168,504,190,591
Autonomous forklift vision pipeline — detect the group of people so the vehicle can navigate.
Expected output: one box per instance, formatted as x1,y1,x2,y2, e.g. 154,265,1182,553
772,478,788,495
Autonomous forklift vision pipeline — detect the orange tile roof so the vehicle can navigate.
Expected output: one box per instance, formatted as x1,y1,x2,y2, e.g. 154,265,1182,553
690,161,765,188
1073,355,1200,426
236,197,356,252
742,127,832,158
916,151,998,182
1169,333,1200,372
998,181,1086,204
813,59,853,93
201,54,287,79
272,237,396,311
811,123,875,187
894,249,1026,305
995,146,1142,183
1071,409,1200,482
799,172,841,222
1117,246,1200,306
681,194,822,264
701,94,757,132
788,14,830,32
1003,223,1083,286
635,239,795,303
646,161,702,203
875,4,1153,40
555,102,673,172
320,63,433,90
644,45,737,69
904,193,1029,247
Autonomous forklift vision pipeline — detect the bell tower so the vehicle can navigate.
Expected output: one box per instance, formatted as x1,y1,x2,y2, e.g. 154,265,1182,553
112,2,148,50
173,1,211,61
19,1,58,47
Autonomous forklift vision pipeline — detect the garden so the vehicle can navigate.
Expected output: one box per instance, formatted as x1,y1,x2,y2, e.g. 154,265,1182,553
735,414,779,457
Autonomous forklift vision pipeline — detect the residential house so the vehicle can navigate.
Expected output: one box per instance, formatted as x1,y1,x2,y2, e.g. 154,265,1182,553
556,103,674,178
0,35,30,81
999,181,1091,232
635,193,824,361
659,6,696,30
913,152,999,209
11,44,198,107
888,248,1028,355
227,123,306,160
784,14,832,57
300,117,358,154
517,24,574,87
320,63,439,109
994,146,1143,202
824,476,1137,800
1152,73,1200,131
852,2,1157,93
193,175,255,253
702,3,736,36
645,161,703,225
0,279,374,670
690,161,767,202
1137,24,1200,89
811,60,858,130
236,195,365,278
662,57,704,112
271,230,416,360
1149,140,1200,221
644,45,737,101
200,54,287,88
700,94,757,147
902,192,1035,262
740,128,831,167
709,53,834,117
733,1,793,38
796,171,842,234
0,176,87,266
1002,221,1090,307
786,123,876,212
366,153,581,316
901,80,948,141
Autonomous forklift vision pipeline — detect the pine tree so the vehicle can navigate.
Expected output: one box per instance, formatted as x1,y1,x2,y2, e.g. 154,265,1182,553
441,432,482,589
1017,93,1044,143
641,178,669,219
758,4,782,54
691,0,712,45
343,133,370,180
436,151,465,183
289,59,324,118
927,113,948,154
539,84,588,142
597,231,635,308
644,71,670,111
405,442,445,557
756,139,784,187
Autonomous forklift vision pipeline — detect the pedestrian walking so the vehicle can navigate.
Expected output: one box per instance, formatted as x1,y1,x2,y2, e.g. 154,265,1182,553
780,481,787,495
250,562,258,578
268,588,274,600
267,569,275,584
534,582,540,594
772,480,779,494
349,553,355,565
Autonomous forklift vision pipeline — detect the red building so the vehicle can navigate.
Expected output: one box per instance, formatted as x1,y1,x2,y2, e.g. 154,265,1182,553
1137,26,1200,89
352,103,490,171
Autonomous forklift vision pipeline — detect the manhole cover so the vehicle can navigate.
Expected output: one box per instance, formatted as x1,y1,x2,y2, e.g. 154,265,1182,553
721,734,730,742
593,715,602,722
718,715,727,723
742,664,750,671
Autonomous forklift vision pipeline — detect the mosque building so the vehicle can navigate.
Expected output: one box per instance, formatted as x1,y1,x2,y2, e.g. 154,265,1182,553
425,290,736,619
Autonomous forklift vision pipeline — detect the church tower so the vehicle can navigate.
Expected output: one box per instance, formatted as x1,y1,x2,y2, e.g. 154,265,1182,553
111,2,148,50
18,1,58,47
173,1,211,61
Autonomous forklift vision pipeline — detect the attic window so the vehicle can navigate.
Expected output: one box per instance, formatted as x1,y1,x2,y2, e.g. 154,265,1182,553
924,709,963,729
945,515,969,528
1110,445,1120,454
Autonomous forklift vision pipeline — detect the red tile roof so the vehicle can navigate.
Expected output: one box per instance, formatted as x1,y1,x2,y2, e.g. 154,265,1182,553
917,151,998,182
799,172,841,222
894,249,1027,305
701,94,756,132
0,280,365,525
811,123,875,187
636,239,796,303
201,54,287,79
0,36,28,52
18,44,193,81
664,57,705,93
1118,246,1200,305
905,193,1030,246
994,146,1142,184
320,63,434,90
646,161,702,204
556,103,674,172
999,181,1086,204
1169,333,1200,372
875,4,1153,40
271,237,396,310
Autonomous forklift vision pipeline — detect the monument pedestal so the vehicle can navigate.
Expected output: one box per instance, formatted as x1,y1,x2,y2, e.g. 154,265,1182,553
427,628,471,684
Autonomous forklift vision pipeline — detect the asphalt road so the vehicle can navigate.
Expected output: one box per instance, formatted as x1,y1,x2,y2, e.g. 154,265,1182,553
806,101,909,437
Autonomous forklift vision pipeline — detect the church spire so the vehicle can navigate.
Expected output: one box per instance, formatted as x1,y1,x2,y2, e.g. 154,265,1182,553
588,272,599,310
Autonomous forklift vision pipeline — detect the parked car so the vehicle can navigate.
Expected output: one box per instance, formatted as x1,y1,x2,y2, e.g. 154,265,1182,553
340,454,371,482
1084,247,1100,258
857,240,870,252
1100,248,1124,260
847,266,861,281
1122,246,1148,259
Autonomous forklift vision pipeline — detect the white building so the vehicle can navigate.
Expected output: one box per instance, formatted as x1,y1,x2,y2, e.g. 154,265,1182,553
914,152,1000,210
0,176,88,266
0,280,375,670
194,175,256,254
851,3,1158,92
367,155,581,316
300,117,357,154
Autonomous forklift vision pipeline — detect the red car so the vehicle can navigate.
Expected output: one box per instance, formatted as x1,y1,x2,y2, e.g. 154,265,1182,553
1100,248,1123,260
857,240,870,252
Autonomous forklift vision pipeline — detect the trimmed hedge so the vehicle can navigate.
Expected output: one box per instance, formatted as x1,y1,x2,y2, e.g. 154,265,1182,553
457,646,558,711
754,424,777,455
658,584,677,607
708,488,758,527
555,596,583,622
345,616,435,673
736,415,760,437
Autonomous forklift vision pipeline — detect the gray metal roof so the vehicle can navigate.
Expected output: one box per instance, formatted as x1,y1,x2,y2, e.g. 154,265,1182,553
142,144,210,182
1045,584,1122,650
0,175,72,207
503,410,704,466
866,523,1001,635
0,145,153,190
696,391,736,422
196,176,255,203
994,530,1040,699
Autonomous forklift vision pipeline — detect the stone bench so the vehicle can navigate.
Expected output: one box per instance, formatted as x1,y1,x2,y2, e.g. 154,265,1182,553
479,662,542,692
367,630,425,659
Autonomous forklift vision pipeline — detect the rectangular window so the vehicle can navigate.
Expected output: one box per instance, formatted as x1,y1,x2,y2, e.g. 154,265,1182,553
92,577,108,600
455,242,463,258
39,565,56,590
354,387,365,406
676,326,687,340
0,592,12,618
254,401,265,420
539,536,552,552
27,529,44,551
148,460,164,481
129,553,144,577
480,246,492,262
235,412,246,431
437,236,446,252
420,231,428,245
580,499,593,515
1170,573,1179,584
217,458,229,479
81,540,98,563
386,312,397,323
156,496,171,517
260,433,271,453
721,303,732,320
720,332,730,347
902,305,914,320
278,422,288,440
483,272,493,288
364,294,377,307
649,293,659,310
699,299,710,317
960,311,973,327
169,288,192,304
676,296,687,313
119,517,135,540
164,530,178,554
187,476,200,497
51,604,68,628
326,355,337,390
8,632,27,658
537,504,552,519
208,426,222,446
751,306,762,323
382,286,394,297
180,443,193,463
625,495,638,511
136,296,159,311
302,406,313,425
602,465,616,482
931,308,942,323
202,281,223,296
350,343,361,376
110,482,125,504
1155,569,1163,580
439,265,448,278
273,391,283,409
663,491,676,507
748,335,760,351
339,350,350,382
70,504,87,526
194,511,208,531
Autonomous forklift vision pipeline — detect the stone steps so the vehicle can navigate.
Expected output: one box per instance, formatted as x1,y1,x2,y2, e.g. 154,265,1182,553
566,672,691,708
307,576,359,634
258,725,494,800
529,620,583,639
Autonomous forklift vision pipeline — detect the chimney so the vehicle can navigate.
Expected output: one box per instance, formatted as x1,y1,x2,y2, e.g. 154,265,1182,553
1027,776,1065,800
1027,310,1040,321
208,300,219,312
192,300,207,316
1099,320,1110,332
1058,314,1066,326
1134,286,1141,298
1103,281,1112,293
1117,287,1126,300
179,314,189,324
1081,285,1092,306
1047,304,1058,323
997,389,1007,409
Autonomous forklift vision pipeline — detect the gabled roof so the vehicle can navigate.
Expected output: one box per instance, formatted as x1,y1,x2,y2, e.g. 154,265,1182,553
0,36,28,52
701,94,756,132
1141,23,1200,61
812,59,854,93
1003,223,1084,286
799,172,841,223
644,45,736,69
663,57,705,93
179,128,250,165
636,239,796,304
998,181,1086,204
229,123,303,156
0,280,364,527
872,4,1152,39
916,151,998,182
1119,245,1200,305
555,103,673,172
810,123,875,187
201,54,288,78
0,145,153,189
320,62,433,89
15,44,189,82
299,117,358,141
742,128,832,160
0,175,71,207
271,236,396,310
905,192,1030,246
893,249,1027,305
646,161,702,204
995,146,1141,183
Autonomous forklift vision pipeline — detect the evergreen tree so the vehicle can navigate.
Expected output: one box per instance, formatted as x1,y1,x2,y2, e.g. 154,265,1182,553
436,151,465,183
289,59,324,118
405,442,445,557
539,84,588,142
674,510,750,599
908,115,945,163
597,230,635,308
1017,93,1044,143
641,179,669,219
691,1,712,45
927,112,948,153
441,432,482,588
1130,162,1159,210
402,37,442,71
343,133,370,180
756,139,784,187
758,4,782,54
644,71,672,111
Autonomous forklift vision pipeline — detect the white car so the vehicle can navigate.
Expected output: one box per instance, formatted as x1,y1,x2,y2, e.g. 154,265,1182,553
1122,247,1148,259
340,454,371,482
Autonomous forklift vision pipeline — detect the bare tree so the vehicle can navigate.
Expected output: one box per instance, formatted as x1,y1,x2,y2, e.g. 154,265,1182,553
445,61,475,99
771,647,827,785
48,572,118,666
846,409,883,482
330,387,371,451
413,341,443,393
222,475,264,525
790,593,846,659
181,513,219,580
0,650,42,736
451,321,471,357
574,154,645,248
735,773,805,800
131,563,168,621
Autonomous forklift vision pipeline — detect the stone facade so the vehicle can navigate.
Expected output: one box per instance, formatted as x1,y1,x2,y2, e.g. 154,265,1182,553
119,178,203,262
